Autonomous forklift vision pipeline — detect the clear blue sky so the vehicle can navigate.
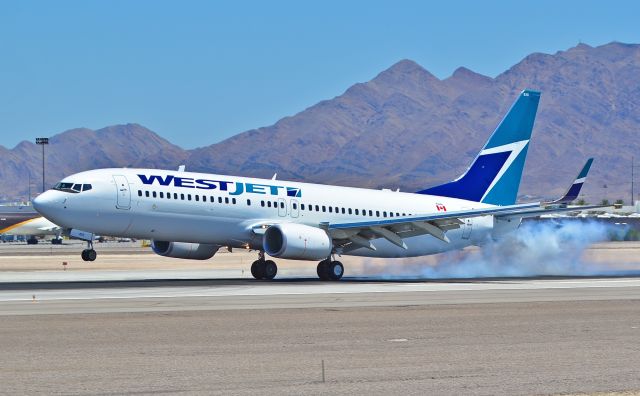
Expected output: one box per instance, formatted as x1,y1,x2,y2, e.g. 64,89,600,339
1,0,638,149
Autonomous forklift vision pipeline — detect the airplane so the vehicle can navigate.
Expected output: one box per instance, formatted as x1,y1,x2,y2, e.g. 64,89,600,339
0,205,62,244
33,89,608,280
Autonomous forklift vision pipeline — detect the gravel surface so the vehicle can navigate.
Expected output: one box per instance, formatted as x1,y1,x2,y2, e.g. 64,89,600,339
2,301,640,395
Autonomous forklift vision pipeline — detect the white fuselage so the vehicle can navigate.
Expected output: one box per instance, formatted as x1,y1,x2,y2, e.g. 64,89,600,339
34,168,518,259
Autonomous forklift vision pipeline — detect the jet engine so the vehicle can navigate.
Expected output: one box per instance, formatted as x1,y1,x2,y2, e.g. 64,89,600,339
263,223,331,260
151,240,220,260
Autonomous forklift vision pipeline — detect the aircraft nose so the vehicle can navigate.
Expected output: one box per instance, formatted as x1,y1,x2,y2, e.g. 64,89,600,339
33,190,65,219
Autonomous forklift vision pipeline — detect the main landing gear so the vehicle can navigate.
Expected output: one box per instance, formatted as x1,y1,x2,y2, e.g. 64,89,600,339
81,240,97,262
249,252,344,281
251,251,277,280
317,258,344,281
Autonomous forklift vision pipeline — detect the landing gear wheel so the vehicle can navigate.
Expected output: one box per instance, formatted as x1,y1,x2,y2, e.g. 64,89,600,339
251,259,278,280
27,237,38,245
263,260,277,280
326,261,344,281
251,260,265,279
51,238,62,245
317,260,343,281
317,259,330,280
81,249,97,262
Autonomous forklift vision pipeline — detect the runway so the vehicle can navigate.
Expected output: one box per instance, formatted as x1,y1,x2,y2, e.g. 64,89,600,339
2,246,640,394
2,276,640,316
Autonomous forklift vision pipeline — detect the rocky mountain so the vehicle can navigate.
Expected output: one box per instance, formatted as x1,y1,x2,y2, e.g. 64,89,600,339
2,42,639,204
0,124,186,200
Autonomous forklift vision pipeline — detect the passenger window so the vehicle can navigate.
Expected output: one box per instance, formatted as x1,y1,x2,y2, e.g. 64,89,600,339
188,194,192,201
261,201,265,207
82,184,92,191
247,199,251,206
232,198,236,205
218,197,223,204
152,191,157,198
210,196,214,203
145,191,150,198
329,207,333,213
167,193,171,199
174,193,178,199
138,190,142,197
280,202,284,209
315,205,319,211
225,197,229,204
402,213,406,216
267,201,272,208
376,211,380,217
369,210,373,216
195,195,199,201
390,212,394,217
160,192,164,198
349,208,353,215
293,203,297,210
181,193,185,200
363,210,366,216
322,206,326,212
341,208,345,214
383,211,387,218
301,204,305,210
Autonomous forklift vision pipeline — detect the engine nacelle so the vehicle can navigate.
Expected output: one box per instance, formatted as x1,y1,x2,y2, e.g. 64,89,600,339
263,223,331,260
151,241,220,260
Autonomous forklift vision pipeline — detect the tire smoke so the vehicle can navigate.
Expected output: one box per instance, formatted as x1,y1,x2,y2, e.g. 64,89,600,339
360,220,636,279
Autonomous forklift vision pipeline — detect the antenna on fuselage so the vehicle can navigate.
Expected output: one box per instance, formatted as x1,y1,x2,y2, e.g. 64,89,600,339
178,165,186,172
272,173,277,180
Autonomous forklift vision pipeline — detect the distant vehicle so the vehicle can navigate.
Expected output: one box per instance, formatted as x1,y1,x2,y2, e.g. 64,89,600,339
34,90,608,279
0,206,62,244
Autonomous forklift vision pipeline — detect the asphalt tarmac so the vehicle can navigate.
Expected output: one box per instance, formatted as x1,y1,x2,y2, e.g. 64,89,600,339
1,245,640,395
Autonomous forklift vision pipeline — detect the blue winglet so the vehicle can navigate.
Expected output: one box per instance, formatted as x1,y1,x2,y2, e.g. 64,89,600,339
547,158,593,205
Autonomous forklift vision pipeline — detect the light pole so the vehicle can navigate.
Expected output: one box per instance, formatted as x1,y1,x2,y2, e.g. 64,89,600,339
35,137,49,192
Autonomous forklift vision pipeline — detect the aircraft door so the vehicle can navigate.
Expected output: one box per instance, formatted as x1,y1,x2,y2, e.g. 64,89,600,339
113,175,131,210
290,199,299,218
277,198,287,217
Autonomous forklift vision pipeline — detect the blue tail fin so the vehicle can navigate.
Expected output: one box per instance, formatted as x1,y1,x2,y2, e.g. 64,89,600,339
417,89,541,205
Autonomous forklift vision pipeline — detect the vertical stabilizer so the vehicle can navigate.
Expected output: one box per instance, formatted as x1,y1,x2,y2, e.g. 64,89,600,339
417,90,540,206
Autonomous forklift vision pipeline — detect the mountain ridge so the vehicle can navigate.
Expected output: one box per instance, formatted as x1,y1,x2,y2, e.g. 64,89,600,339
2,41,639,204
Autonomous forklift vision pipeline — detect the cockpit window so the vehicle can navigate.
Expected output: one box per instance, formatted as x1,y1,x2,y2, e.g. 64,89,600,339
54,182,79,193
53,182,93,193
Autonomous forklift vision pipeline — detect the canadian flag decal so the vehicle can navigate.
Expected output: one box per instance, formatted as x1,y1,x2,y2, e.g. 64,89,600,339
436,203,447,212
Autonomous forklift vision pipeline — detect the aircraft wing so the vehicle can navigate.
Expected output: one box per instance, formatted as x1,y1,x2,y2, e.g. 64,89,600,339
37,225,61,232
494,204,609,220
327,202,610,252
327,202,539,251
